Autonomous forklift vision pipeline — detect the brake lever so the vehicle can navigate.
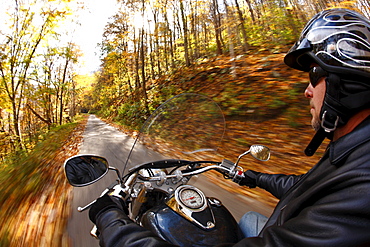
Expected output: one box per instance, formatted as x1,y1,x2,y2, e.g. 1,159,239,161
77,187,110,212
78,198,99,212
77,180,121,212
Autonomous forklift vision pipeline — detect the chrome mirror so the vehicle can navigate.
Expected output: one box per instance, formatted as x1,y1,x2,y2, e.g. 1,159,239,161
250,144,270,161
64,155,109,187
234,144,270,168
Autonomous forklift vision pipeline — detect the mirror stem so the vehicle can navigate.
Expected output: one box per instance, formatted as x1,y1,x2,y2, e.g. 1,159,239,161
234,150,251,168
109,166,123,184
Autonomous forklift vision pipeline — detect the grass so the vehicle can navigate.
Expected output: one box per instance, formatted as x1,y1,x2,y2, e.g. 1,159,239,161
0,121,80,246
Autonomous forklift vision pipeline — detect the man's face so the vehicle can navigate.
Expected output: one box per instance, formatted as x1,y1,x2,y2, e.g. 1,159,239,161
304,77,326,131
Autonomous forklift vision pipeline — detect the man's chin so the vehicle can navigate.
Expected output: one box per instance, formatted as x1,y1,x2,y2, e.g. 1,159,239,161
312,119,321,131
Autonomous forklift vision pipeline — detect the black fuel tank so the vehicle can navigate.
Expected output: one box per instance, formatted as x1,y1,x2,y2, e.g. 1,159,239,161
140,200,243,246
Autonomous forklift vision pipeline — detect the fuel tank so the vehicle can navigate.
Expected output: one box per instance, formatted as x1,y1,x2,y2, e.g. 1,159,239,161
140,198,243,246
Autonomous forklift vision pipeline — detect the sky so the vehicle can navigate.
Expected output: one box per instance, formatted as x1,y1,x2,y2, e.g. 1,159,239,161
73,0,119,74
0,0,119,75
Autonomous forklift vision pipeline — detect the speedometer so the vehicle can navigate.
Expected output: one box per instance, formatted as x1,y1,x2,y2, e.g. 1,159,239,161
169,185,214,229
176,185,207,210
179,189,203,209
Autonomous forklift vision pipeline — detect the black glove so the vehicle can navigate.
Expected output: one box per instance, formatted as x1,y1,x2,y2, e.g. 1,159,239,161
238,170,260,188
89,194,127,224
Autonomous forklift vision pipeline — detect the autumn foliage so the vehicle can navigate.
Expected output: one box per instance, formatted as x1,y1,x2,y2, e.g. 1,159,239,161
0,0,368,246
0,119,86,246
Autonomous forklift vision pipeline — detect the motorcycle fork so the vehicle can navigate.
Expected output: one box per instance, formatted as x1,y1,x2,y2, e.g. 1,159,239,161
130,183,149,219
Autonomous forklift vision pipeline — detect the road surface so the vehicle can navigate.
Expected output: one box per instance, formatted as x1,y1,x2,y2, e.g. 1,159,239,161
67,115,273,246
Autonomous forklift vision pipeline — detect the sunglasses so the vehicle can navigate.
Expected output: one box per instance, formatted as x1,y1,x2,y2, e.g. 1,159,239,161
309,66,328,87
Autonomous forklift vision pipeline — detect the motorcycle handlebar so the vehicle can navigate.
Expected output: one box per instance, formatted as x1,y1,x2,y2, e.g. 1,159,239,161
140,164,243,182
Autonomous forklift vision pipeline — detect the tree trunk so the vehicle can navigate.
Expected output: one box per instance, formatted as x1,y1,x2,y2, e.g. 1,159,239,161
179,0,191,66
244,0,256,23
140,29,149,112
211,0,223,55
26,103,52,126
234,0,249,51
59,58,69,125
223,0,236,77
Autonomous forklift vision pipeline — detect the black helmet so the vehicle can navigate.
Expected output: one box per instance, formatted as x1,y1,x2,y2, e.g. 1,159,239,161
284,8,370,155
285,8,370,75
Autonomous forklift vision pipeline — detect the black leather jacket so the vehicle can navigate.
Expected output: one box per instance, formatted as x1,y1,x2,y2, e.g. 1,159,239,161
95,117,370,246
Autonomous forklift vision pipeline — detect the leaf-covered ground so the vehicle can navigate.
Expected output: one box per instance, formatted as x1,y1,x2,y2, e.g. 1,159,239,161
0,119,87,246
146,48,329,209
111,47,330,210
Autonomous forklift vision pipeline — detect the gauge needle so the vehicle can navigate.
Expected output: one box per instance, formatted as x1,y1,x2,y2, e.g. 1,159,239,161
185,197,195,200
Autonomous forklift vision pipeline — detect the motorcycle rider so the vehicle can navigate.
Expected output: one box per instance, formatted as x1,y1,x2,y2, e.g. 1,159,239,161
89,8,370,246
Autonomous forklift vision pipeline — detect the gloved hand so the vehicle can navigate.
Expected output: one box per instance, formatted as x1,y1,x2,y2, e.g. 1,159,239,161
89,194,128,224
238,170,260,188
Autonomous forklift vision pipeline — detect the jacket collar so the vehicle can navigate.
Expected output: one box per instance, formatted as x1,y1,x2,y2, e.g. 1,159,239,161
329,116,370,166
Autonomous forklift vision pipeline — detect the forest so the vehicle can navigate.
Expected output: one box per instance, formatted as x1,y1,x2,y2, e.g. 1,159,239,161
0,0,369,245
0,0,368,161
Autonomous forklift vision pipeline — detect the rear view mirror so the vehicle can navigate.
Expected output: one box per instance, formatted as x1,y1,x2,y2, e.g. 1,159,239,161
234,144,270,168
250,144,270,161
64,155,109,187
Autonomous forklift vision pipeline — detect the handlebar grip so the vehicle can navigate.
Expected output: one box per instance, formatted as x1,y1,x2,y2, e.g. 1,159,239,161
232,170,245,184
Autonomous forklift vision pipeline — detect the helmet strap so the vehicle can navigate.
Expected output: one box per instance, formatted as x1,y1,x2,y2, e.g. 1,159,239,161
305,127,327,156
305,73,342,156
320,73,347,132
321,110,339,132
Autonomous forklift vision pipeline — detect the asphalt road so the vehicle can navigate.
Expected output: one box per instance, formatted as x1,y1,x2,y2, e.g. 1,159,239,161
67,115,273,247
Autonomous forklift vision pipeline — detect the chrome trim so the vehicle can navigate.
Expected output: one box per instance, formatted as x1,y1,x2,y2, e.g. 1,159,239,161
166,185,216,229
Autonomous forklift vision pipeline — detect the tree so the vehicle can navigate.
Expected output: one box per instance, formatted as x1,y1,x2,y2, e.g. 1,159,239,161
223,0,236,76
93,0,370,131
179,0,191,66
210,0,223,55
234,0,249,51
0,0,70,149
49,44,79,125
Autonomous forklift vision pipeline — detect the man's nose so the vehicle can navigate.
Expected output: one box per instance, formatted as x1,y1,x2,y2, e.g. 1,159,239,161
304,84,313,98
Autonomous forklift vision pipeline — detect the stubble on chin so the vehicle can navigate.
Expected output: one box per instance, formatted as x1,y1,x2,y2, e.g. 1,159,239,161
312,118,321,131
310,101,321,131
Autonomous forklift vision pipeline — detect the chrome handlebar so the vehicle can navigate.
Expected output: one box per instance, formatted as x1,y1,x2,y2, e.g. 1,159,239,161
139,161,245,183
78,160,245,213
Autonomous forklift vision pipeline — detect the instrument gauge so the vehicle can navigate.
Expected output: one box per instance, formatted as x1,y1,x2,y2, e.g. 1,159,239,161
177,186,206,210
